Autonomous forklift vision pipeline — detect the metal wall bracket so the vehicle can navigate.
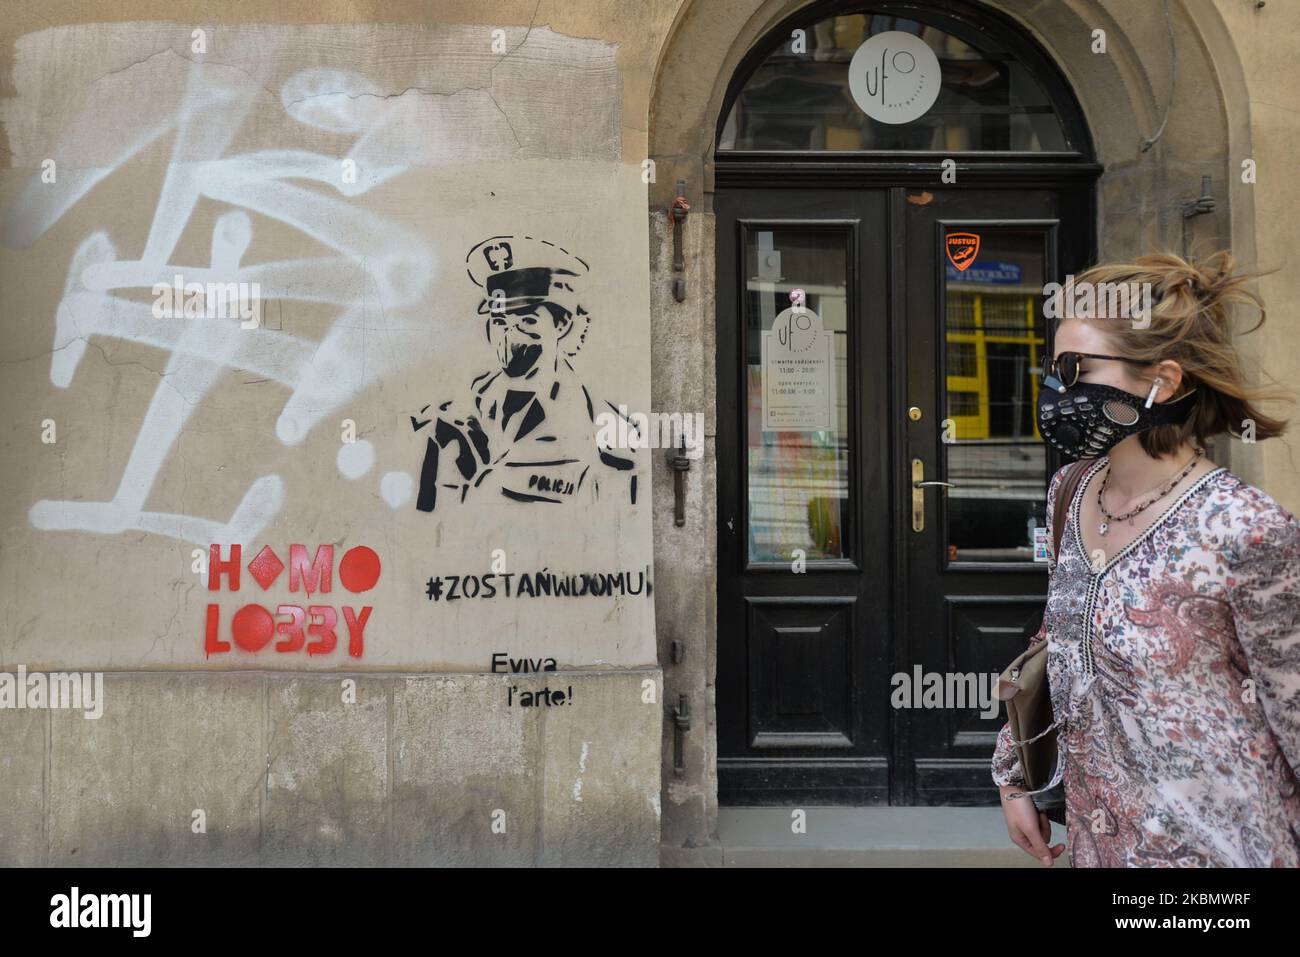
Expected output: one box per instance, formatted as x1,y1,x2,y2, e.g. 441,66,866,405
667,438,691,526
1181,175,1215,219
670,179,690,302
1180,175,1215,258
670,693,691,775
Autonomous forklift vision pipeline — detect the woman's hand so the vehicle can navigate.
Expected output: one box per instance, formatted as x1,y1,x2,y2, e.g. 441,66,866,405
999,784,1066,866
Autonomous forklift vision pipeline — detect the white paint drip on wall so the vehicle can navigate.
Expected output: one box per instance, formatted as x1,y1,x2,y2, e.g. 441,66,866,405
337,440,376,480
573,740,590,801
380,471,414,509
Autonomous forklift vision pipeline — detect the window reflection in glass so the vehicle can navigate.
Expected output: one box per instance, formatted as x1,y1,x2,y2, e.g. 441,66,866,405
745,228,851,563
719,14,1071,152
942,230,1047,562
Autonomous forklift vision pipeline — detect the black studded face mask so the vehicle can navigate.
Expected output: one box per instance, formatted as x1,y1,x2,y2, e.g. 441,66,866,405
1037,380,1197,460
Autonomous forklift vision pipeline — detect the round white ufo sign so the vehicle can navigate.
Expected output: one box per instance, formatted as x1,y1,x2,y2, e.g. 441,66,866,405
848,31,942,125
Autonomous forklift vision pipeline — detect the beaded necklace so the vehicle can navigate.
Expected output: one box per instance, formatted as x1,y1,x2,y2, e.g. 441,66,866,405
1096,447,1206,536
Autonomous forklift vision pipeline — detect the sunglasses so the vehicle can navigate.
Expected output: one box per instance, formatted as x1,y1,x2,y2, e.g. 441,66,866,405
1041,351,1151,390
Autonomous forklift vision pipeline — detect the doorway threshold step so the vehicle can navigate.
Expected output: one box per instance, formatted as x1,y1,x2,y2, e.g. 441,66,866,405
664,807,1068,867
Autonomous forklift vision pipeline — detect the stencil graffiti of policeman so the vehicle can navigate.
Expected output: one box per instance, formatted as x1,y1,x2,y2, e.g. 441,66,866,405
412,235,640,511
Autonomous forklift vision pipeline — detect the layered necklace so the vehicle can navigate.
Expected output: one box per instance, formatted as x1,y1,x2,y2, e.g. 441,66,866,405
1096,447,1206,536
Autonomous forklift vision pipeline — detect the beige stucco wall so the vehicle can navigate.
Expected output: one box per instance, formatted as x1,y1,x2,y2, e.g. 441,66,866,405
0,10,667,672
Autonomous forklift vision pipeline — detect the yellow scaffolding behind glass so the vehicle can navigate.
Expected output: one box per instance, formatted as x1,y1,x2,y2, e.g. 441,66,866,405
946,291,1043,441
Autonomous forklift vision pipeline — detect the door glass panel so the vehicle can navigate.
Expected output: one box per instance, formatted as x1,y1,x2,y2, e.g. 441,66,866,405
718,13,1073,152
941,227,1047,563
744,226,851,563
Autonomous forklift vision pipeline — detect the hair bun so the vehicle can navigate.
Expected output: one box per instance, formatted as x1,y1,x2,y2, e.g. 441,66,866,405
1188,251,1238,302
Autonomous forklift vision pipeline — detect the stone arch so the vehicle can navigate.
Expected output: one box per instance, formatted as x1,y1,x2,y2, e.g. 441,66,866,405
647,0,1254,850
650,0,1244,251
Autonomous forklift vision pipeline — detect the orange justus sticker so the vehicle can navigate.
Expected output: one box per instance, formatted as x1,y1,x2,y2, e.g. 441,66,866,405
945,232,980,271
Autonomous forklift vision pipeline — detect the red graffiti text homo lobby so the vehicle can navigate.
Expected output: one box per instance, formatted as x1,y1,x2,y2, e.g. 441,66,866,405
204,544,380,658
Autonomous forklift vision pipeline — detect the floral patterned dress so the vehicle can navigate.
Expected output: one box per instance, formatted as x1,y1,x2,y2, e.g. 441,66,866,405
991,457,1300,866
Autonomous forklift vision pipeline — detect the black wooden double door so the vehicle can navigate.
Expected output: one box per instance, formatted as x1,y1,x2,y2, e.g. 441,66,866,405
716,183,1091,806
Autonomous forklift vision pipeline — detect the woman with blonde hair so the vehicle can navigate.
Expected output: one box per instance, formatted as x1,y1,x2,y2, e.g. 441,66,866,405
992,250,1300,867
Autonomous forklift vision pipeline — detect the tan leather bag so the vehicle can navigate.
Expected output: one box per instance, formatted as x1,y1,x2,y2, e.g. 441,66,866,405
999,639,1057,789
996,460,1091,822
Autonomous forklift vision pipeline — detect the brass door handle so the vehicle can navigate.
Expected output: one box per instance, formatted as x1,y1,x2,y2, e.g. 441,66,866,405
911,459,955,531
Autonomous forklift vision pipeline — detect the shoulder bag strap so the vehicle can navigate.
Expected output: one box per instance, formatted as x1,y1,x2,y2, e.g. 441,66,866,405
1051,460,1092,560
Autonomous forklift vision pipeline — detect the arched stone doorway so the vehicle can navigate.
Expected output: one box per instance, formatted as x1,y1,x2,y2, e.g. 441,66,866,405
649,0,1246,850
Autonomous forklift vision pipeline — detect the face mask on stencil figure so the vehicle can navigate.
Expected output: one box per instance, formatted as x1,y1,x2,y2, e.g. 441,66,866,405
1036,369,1197,461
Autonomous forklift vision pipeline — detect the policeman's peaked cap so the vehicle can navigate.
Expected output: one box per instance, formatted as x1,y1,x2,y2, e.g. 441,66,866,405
466,234,589,318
